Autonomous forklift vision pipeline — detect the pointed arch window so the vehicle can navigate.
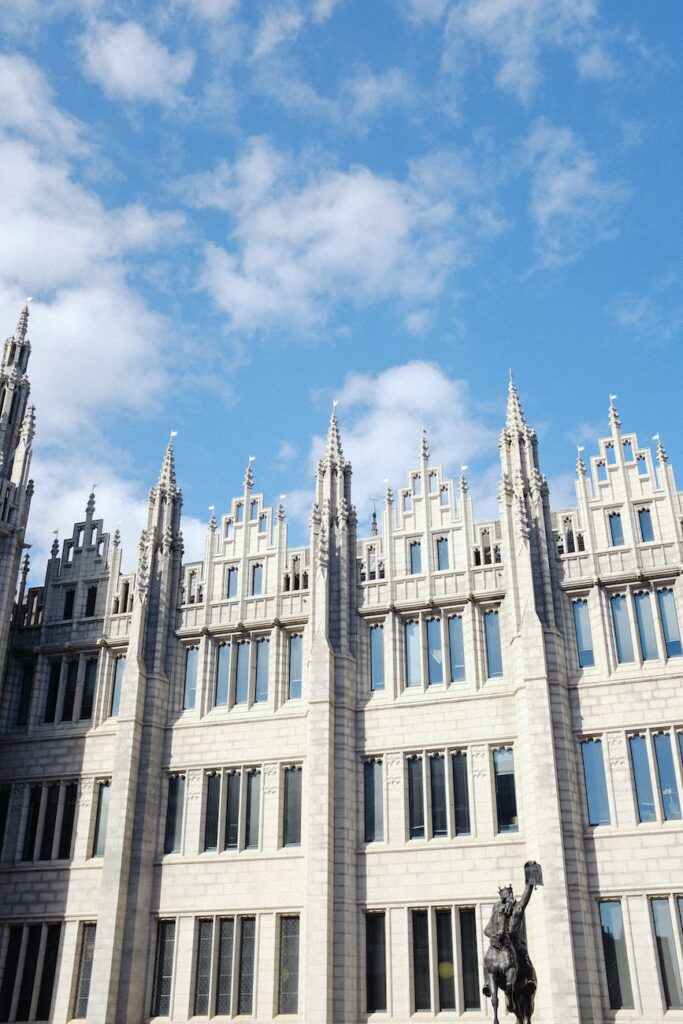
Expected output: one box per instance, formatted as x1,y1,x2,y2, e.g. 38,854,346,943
436,537,449,571
409,541,422,575
251,564,263,596
608,512,624,547
226,566,238,599
250,500,258,521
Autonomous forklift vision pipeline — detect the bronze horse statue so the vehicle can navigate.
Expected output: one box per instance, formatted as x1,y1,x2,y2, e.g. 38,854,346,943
482,862,542,1024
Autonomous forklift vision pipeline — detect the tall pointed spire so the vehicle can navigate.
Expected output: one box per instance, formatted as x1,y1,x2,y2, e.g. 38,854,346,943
653,433,668,463
323,402,344,469
244,456,254,489
158,437,177,492
15,305,29,341
506,372,527,432
608,393,621,431
86,489,96,517
419,427,429,462
576,445,586,475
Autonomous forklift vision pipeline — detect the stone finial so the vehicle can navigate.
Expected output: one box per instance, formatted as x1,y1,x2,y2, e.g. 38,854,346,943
370,499,378,536
19,405,36,445
208,506,217,532
20,550,30,583
158,436,177,491
506,372,527,432
608,393,621,431
459,465,468,493
277,494,286,521
113,528,121,547
15,304,29,341
324,404,344,467
50,531,59,559
420,427,429,462
244,456,255,489
318,519,329,570
576,445,586,475
653,433,668,463
384,479,393,506
86,489,96,517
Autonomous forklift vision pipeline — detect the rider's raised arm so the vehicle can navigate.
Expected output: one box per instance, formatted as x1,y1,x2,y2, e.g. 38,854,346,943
518,883,534,911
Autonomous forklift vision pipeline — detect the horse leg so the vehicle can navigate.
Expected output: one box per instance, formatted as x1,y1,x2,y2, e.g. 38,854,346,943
489,977,500,1024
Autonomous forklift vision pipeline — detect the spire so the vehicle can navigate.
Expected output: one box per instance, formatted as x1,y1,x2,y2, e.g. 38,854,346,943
86,489,96,517
576,445,586,475
653,433,668,463
158,437,177,491
370,498,378,535
50,531,59,559
208,506,217,532
277,498,286,521
506,372,527,432
459,465,468,492
384,479,393,506
244,456,254,489
113,528,121,547
608,393,621,431
15,305,29,341
20,550,30,585
419,427,429,462
324,403,344,467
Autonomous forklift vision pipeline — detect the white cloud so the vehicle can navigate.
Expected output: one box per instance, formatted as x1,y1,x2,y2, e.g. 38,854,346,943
253,3,305,58
342,68,411,125
401,0,450,21
609,277,683,345
525,119,627,266
80,20,195,105
180,0,241,20
181,137,504,332
0,54,87,156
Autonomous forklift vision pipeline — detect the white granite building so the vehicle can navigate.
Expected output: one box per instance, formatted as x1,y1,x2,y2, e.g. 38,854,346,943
0,306,682,1023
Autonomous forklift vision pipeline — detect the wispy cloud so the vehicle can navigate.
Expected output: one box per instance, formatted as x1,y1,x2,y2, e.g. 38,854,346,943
608,273,683,345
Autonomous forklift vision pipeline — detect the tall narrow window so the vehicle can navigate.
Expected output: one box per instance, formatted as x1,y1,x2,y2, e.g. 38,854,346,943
235,503,244,523
85,586,97,617
653,732,681,820
581,739,610,825
638,508,654,542
225,772,240,850
245,771,260,849
658,589,682,657
152,920,176,1017
599,901,633,1009
448,615,465,682
61,660,78,721
259,514,267,534
63,588,75,619
610,595,634,663
629,735,656,822
460,909,481,1008
364,760,383,843
609,512,624,547
366,913,387,1013
493,748,518,833
651,899,683,1008
409,541,422,574
0,927,21,1019
0,922,62,1023
426,618,443,684
452,751,471,835
194,919,213,1015
204,773,220,851
226,566,238,598
40,784,59,860
0,788,10,857
429,754,447,837
634,592,658,660
23,786,41,860
278,916,300,1014
251,564,263,596
436,537,449,571
16,664,33,726
235,642,249,704
44,660,61,722
370,625,385,691
92,780,110,856
440,486,449,506
404,620,421,687
183,647,198,710
283,767,302,846
80,658,97,719
58,782,77,859
436,910,455,1010
407,756,424,839
237,918,256,1014
255,639,269,703
250,500,258,521
572,599,595,668
73,923,96,1018
484,610,503,678
288,635,302,699
216,918,234,1014
215,644,230,707
412,910,431,1011
164,774,185,854
110,656,125,717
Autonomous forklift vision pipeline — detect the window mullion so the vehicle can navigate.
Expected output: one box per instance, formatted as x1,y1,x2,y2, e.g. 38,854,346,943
646,731,665,822
424,752,433,840
54,661,67,724
231,917,241,1016
51,784,66,860
237,770,247,852
73,657,86,722
217,772,228,854
28,923,48,1023
444,748,455,839
9,926,29,1023
428,908,438,1013
210,917,220,1017
669,727,683,813
625,591,642,668
34,786,48,862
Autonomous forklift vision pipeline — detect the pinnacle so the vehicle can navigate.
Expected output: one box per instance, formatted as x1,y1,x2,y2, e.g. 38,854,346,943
244,457,254,489
576,446,586,476
15,305,29,341
608,393,621,432
158,438,177,491
419,427,429,461
86,490,96,517
325,407,344,466
505,373,527,432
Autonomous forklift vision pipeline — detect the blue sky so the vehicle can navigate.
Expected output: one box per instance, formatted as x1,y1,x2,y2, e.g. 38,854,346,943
1,0,681,571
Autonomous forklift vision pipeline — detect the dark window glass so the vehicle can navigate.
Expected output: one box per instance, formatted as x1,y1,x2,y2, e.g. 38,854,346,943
40,783,59,860
227,566,238,598
638,508,654,543
85,586,97,617
283,767,302,846
366,913,387,1012
460,908,481,1008
634,592,658,661
572,600,595,668
404,621,421,687
215,918,234,1015
235,642,249,704
629,735,656,822
152,920,176,1016
599,901,633,1009
250,500,258,521
412,910,431,1010
251,564,263,596
92,781,110,856
245,771,260,849
204,774,220,851
15,924,41,1021
255,640,269,703
609,512,624,546
610,595,634,664
237,918,256,1014
370,626,385,691
215,644,230,707
0,926,22,1020
0,788,10,857
448,616,465,682
430,755,447,837
409,542,422,574
23,785,41,860
653,732,681,820
110,656,125,717
288,635,302,699
225,772,240,850
194,919,213,1016
61,660,78,721
408,757,424,839
364,761,383,843
452,751,471,835
484,610,503,678
80,658,97,719
581,739,610,825
658,589,682,657
436,537,449,571
183,647,198,710
426,618,443,684
651,899,683,1008
16,664,34,726
35,923,61,1021
44,661,61,722
73,923,96,1018
235,502,243,523
493,747,518,833
63,588,75,619
436,910,455,1010
164,775,185,854
58,782,77,859
278,916,300,1014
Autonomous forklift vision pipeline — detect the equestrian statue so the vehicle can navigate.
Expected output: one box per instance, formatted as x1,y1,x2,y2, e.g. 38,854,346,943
482,861,543,1024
